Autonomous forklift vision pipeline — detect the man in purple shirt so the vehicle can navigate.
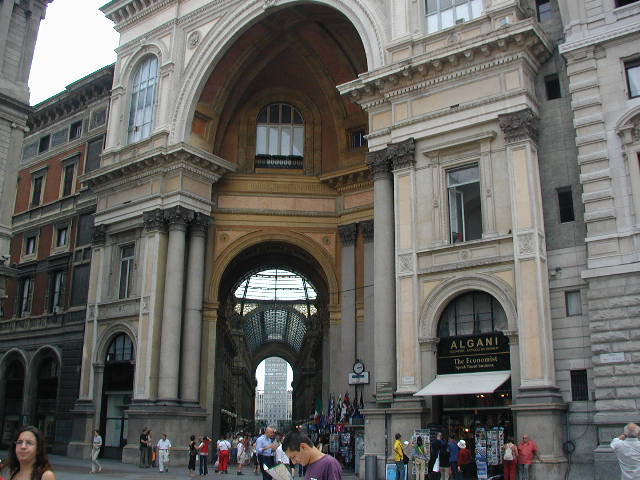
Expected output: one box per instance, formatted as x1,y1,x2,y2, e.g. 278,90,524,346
283,430,342,480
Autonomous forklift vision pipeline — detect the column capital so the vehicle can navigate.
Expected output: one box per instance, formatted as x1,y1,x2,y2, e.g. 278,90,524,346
143,208,167,232
91,225,106,245
366,138,416,178
498,108,539,144
164,206,194,231
359,219,374,241
190,212,210,236
338,223,358,246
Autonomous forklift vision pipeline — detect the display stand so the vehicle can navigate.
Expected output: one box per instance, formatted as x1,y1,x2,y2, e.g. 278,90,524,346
475,426,504,480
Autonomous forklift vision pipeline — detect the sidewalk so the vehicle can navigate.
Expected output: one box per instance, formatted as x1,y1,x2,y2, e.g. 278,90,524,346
0,452,359,480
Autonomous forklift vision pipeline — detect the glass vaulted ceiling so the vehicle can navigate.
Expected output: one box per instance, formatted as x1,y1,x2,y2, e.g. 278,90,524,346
234,269,317,352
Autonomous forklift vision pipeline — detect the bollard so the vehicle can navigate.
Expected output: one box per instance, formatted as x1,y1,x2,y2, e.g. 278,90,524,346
365,454,378,480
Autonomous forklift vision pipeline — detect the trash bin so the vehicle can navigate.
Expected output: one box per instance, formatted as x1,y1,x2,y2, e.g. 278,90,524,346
365,455,377,480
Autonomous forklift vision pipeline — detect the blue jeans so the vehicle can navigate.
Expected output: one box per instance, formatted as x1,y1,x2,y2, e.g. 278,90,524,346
396,461,407,480
199,454,208,475
518,464,531,480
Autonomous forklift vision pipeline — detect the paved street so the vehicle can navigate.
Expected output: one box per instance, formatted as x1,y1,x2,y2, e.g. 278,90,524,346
0,452,359,480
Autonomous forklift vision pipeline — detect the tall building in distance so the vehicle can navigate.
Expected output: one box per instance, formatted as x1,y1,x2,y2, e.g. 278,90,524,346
261,357,291,429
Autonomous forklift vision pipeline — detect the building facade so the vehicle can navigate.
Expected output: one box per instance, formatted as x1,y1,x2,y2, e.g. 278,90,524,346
0,66,113,453
0,1,639,479
263,357,291,426
0,0,51,321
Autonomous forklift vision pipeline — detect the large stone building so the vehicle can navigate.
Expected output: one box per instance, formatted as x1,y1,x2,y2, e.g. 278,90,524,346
0,1,51,320
1,0,639,479
0,65,113,453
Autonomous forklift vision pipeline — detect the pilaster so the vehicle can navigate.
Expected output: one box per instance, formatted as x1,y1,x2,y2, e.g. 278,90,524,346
339,223,357,398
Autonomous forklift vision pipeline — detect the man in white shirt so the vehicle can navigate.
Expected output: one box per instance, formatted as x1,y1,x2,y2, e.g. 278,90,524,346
157,433,172,473
611,423,640,480
275,441,291,474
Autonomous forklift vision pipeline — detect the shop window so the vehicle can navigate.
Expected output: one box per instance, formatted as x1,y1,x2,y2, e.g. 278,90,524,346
62,163,75,197
438,291,508,337
24,232,38,256
119,244,135,299
106,333,134,363
85,136,104,173
30,173,45,207
69,120,83,141
128,55,159,144
535,0,552,22
50,270,66,313
545,74,561,100
425,0,482,34
18,277,34,317
616,0,639,7
565,290,582,316
55,225,69,248
38,135,50,154
557,186,575,223
625,59,640,99
70,264,90,306
570,370,588,401
447,163,482,243
255,103,304,169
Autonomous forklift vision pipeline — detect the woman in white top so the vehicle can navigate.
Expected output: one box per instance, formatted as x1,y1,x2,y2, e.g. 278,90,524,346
90,430,102,473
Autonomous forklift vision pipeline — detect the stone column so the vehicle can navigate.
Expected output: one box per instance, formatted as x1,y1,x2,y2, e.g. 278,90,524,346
499,109,567,477
158,206,193,402
339,223,357,394
360,220,375,403
180,213,209,404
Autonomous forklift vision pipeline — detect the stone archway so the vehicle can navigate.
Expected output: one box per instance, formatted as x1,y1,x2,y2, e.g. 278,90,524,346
208,239,332,437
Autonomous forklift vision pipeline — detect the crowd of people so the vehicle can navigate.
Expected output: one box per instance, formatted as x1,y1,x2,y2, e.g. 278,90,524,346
395,431,541,480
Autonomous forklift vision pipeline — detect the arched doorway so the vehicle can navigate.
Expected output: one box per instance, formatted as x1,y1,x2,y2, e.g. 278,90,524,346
255,356,293,433
417,291,513,478
101,333,135,459
213,242,328,437
32,354,59,451
0,357,25,446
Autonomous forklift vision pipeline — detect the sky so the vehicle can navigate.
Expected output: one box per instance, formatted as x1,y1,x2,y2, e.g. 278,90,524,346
29,0,119,105
256,358,294,392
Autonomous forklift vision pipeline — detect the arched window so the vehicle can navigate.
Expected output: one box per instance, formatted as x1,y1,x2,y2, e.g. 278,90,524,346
128,56,159,144
255,103,304,169
106,334,134,363
438,291,507,337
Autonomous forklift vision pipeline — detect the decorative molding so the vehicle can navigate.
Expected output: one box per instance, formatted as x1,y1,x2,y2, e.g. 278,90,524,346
91,225,106,245
359,220,374,241
164,206,194,230
143,208,167,232
191,212,210,235
516,232,535,257
366,138,415,178
338,224,358,246
187,30,201,49
397,253,414,274
498,108,539,144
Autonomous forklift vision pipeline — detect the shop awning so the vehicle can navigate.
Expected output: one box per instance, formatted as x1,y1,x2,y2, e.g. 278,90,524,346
413,370,511,397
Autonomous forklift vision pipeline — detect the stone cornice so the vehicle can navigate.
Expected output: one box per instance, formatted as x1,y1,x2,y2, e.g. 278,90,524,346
81,143,236,189
319,165,372,193
101,0,175,32
338,19,552,105
559,20,640,55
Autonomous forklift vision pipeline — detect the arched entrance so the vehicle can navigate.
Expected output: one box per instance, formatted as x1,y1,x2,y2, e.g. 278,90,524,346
31,352,60,451
100,333,135,459
212,242,329,437
0,355,25,446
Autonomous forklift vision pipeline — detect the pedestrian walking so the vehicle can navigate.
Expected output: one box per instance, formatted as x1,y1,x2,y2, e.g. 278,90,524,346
502,438,517,480
237,437,250,475
188,435,198,477
611,423,640,480
90,429,102,474
157,433,172,473
447,437,460,480
6,425,56,480
456,441,471,480
219,435,232,473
